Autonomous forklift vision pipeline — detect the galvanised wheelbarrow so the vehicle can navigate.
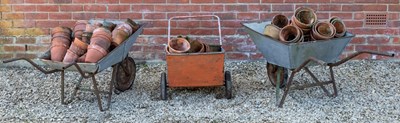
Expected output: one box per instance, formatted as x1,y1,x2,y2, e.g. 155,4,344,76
2,20,145,111
241,20,395,107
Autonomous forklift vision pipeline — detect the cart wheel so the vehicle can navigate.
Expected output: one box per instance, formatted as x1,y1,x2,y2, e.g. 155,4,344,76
266,62,288,88
160,72,168,100
113,57,136,92
225,71,233,99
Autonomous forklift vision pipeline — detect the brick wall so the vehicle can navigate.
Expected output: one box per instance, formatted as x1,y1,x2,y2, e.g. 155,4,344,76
1,0,399,61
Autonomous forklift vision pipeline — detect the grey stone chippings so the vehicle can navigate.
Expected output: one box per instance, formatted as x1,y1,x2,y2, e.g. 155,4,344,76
0,60,399,122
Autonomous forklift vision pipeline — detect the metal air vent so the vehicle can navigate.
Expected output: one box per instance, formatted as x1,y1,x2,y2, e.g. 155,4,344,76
365,13,387,26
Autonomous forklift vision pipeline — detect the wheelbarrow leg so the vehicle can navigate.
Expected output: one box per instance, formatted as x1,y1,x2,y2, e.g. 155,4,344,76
90,74,112,111
329,66,338,97
61,70,66,104
303,67,332,96
278,71,297,107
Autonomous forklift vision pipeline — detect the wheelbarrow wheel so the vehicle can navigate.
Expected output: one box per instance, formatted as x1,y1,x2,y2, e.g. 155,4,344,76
266,62,288,88
113,57,136,92
225,71,233,99
160,72,168,100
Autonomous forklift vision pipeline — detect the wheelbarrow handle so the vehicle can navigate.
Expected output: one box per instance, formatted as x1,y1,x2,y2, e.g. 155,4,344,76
2,58,61,74
329,50,395,66
168,15,222,45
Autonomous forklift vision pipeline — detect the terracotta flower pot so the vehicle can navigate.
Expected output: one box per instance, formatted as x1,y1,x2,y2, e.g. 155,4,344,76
125,18,140,33
187,40,205,53
263,24,281,40
111,23,133,47
50,26,72,62
102,21,116,31
167,38,190,53
292,7,317,35
77,53,86,63
311,21,336,40
85,45,108,63
329,16,347,37
63,38,89,63
272,14,289,28
279,25,303,44
73,20,88,40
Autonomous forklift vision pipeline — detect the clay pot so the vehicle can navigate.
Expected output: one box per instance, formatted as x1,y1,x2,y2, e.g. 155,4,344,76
84,28,112,63
73,20,88,40
50,26,73,62
125,18,140,33
292,7,317,35
102,21,116,31
82,32,92,44
279,25,303,43
77,53,86,62
111,23,133,47
329,16,347,37
167,38,190,53
187,40,205,53
263,24,281,40
271,14,289,28
311,21,336,40
63,38,88,63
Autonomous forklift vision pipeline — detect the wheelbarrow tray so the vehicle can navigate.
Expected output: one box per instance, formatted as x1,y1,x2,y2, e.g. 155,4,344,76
166,45,225,87
241,21,355,69
38,22,145,73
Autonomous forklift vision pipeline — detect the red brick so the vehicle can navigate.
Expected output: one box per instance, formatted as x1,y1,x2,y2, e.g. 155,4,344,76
49,13,71,19
261,0,284,3
387,13,399,20
376,28,399,35
309,0,332,3
238,0,259,3
378,0,398,3
285,0,307,3
151,37,168,44
174,21,201,28
389,5,400,11
143,28,167,35
130,45,142,52
72,0,95,3
120,13,143,20
215,0,236,3
192,0,213,3
330,13,353,19
250,52,264,60
96,0,119,3
355,0,376,3
144,0,166,3
348,28,376,35
380,45,400,52
84,5,106,12
13,20,36,28
260,12,284,20
355,45,378,51
134,37,151,44
0,53,13,59
225,5,248,12
108,5,131,12
248,5,271,12
95,13,119,19
15,53,37,59
5,0,24,4
342,5,362,11
366,37,390,44
0,37,14,44
120,0,141,3
237,13,259,20
350,37,366,44
58,20,75,28
132,5,154,12
13,5,36,12
190,29,219,35
25,0,46,3
354,53,371,59
3,45,25,52
344,21,363,28
201,5,224,12
295,5,318,11
167,13,190,19
393,37,400,44
15,37,36,44
143,45,165,52
37,5,59,12
2,13,24,19
25,13,48,19
36,21,59,28
72,13,96,20
387,21,400,27
130,52,155,60
222,45,234,52
167,0,189,3
362,5,387,11
176,5,201,12
226,52,249,60
272,5,293,11
213,13,236,20
27,45,48,52
49,0,72,3
315,12,330,20
144,13,166,19
223,37,247,45
200,20,220,28
60,5,83,12
237,45,257,52
345,45,355,52
354,13,365,20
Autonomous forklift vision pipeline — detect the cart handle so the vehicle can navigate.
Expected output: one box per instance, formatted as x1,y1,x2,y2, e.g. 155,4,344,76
168,15,222,45
328,50,395,66
2,58,61,74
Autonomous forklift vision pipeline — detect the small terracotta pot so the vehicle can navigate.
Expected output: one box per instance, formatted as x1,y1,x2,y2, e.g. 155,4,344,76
50,27,72,62
73,20,88,40
263,24,281,40
111,23,133,47
279,25,303,44
271,14,289,28
63,38,88,63
125,18,140,33
292,7,317,35
188,40,205,53
102,21,116,31
63,49,79,63
85,44,108,63
91,28,112,50
82,32,92,44
77,53,86,63
311,21,336,40
203,43,210,52
329,16,347,37
168,38,190,53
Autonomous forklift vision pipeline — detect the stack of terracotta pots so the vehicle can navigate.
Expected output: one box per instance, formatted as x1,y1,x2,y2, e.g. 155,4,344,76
48,19,139,63
166,36,210,54
263,7,347,44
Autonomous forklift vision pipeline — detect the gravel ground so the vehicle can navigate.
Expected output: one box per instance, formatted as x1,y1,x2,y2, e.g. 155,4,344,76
0,60,399,122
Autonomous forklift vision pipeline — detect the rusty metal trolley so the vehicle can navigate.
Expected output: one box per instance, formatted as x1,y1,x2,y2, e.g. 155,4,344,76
241,20,395,107
2,20,145,111
160,15,233,100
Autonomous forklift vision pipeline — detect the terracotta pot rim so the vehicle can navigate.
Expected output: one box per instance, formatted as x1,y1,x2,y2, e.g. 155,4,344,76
264,24,281,40
50,44,69,49
272,14,289,28
88,44,108,56
63,49,80,63
279,25,302,43
167,38,191,53
312,21,336,40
